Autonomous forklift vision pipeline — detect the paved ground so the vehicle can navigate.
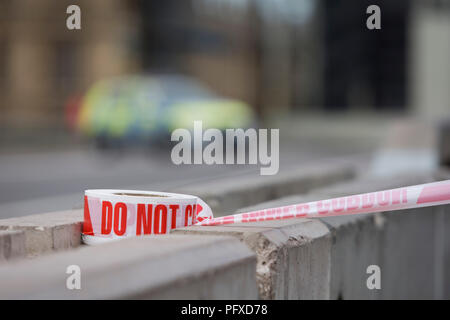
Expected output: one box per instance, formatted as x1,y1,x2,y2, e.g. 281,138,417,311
0,140,372,218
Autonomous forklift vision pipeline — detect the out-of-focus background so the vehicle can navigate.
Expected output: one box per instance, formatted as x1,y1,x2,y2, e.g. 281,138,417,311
0,0,449,217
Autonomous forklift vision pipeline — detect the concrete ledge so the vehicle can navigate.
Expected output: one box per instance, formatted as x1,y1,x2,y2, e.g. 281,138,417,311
236,174,448,299
0,234,258,299
173,218,331,299
0,162,354,259
308,174,444,299
0,210,83,256
234,195,382,300
301,174,440,299
0,230,26,262
435,168,450,298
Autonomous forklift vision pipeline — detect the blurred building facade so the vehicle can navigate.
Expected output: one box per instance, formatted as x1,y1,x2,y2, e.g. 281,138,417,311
0,0,140,128
323,0,410,111
0,0,449,130
410,0,450,118
139,0,325,118
140,0,261,114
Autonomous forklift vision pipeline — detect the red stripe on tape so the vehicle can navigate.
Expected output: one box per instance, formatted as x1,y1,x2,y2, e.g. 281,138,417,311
417,183,450,204
83,195,94,235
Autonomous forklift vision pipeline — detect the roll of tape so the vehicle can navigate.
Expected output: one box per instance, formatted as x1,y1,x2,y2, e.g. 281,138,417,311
82,189,213,244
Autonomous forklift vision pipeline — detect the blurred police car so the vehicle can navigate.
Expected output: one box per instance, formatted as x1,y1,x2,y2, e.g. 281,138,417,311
75,75,255,148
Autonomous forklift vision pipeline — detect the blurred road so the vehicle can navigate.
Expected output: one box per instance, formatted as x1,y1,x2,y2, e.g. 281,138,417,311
0,141,373,219
3,115,419,219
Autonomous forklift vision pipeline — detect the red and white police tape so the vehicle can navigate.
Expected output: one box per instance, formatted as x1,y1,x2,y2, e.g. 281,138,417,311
82,190,213,245
82,180,450,244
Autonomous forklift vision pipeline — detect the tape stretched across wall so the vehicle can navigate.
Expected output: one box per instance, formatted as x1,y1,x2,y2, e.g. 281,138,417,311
82,180,450,244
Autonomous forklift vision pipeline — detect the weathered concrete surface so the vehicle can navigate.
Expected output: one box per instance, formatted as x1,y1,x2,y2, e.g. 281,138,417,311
378,206,445,299
0,210,83,256
324,206,444,299
0,230,26,262
307,175,441,299
173,218,331,299
174,162,355,216
236,174,447,299
435,169,450,299
0,235,258,299
1,162,447,299
440,204,450,299
235,194,381,299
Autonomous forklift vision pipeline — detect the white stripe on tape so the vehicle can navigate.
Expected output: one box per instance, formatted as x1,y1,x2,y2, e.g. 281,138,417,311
82,189,213,244
83,180,450,244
